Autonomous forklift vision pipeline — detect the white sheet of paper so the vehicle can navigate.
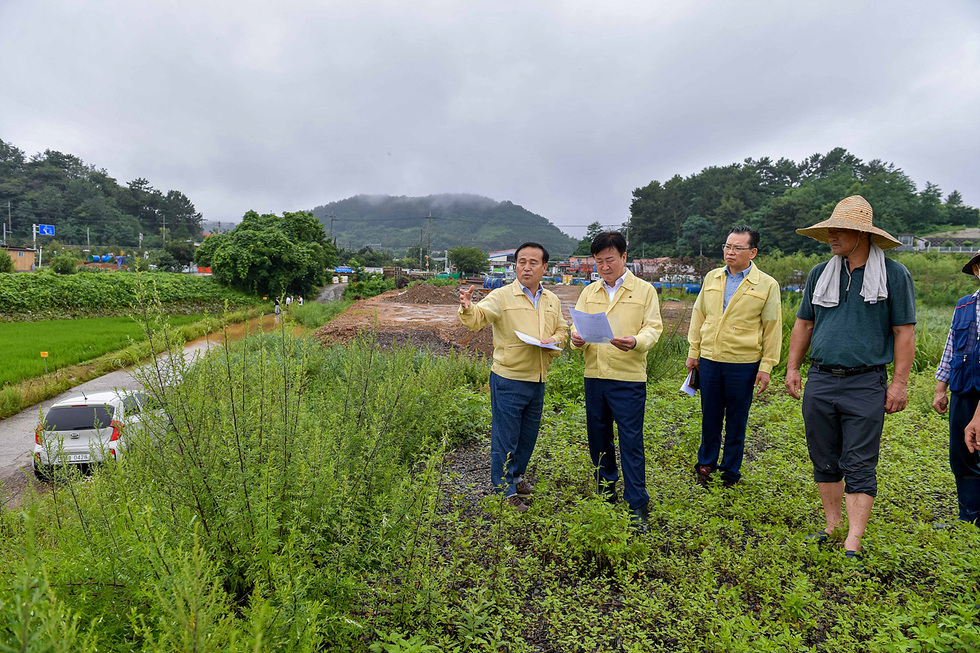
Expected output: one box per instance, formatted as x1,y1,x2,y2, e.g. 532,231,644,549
680,370,697,397
569,308,615,343
514,330,562,351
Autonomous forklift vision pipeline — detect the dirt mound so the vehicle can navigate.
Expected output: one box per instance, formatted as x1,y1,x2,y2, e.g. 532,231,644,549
383,282,487,306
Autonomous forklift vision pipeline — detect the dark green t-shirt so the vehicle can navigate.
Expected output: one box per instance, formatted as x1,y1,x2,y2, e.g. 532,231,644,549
797,257,916,368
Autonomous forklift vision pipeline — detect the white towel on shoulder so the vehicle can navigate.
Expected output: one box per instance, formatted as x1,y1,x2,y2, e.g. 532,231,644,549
811,244,888,307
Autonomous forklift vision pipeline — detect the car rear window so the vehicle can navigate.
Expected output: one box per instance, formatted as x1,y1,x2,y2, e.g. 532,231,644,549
43,405,115,431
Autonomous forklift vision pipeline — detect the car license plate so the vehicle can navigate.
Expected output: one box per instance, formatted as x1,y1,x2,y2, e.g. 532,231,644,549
66,453,90,463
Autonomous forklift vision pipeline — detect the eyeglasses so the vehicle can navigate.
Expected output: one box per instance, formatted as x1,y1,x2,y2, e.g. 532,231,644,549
722,245,754,253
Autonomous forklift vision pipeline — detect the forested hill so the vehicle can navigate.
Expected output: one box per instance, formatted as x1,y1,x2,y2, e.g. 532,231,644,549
630,147,980,256
312,194,579,258
0,138,203,249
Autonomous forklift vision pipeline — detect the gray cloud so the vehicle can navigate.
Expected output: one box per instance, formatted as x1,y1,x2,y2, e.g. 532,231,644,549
1,0,977,237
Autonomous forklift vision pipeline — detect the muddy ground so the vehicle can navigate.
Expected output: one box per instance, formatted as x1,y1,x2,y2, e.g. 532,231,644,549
313,281,691,357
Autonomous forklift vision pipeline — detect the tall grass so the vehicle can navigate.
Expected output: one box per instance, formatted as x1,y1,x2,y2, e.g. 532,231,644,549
0,299,975,651
287,300,353,329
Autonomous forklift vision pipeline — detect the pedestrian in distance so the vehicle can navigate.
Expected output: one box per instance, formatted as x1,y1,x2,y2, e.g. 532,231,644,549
932,248,980,526
298,296,304,307
785,195,915,566
458,242,568,512
569,231,663,530
686,225,782,488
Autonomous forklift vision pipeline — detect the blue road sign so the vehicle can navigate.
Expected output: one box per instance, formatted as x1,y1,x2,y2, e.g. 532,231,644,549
39,224,55,236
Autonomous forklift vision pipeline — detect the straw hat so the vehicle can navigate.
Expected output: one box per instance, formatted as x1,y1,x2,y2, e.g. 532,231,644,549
961,250,980,275
795,195,901,250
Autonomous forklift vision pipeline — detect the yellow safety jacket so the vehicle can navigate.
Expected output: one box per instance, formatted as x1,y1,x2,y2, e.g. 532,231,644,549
686,263,782,373
458,281,568,382
572,271,663,382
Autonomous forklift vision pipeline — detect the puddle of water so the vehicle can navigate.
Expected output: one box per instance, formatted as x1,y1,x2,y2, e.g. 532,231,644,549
186,314,305,348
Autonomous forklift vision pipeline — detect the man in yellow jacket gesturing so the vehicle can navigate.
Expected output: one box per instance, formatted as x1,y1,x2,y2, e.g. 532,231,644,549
459,242,568,512
570,232,663,529
686,225,782,488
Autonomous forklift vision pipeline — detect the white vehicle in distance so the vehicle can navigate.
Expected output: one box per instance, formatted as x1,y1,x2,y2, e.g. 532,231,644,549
32,390,159,480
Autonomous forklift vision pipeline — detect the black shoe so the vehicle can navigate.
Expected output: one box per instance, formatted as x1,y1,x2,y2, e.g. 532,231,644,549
844,549,867,575
631,501,650,533
805,529,830,546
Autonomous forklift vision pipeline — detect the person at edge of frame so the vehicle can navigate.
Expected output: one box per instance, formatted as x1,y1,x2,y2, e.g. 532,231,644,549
686,225,782,488
458,242,568,513
570,231,663,531
785,195,916,567
932,247,980,526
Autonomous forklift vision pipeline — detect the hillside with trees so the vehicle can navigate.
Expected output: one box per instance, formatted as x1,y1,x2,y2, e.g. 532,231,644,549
630,147,979,256
312,194,579,259
0,138,203,249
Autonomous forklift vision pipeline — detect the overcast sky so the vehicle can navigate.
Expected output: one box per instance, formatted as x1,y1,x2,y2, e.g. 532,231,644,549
1,0,978,238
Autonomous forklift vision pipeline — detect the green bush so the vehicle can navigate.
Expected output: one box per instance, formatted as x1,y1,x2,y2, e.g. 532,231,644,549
49,255,78,275
345,274,395,299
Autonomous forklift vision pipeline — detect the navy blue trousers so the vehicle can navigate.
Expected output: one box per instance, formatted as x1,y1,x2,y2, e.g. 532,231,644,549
584,378,648,510
948,391,980,524
697,358,759,484
489,372,545,497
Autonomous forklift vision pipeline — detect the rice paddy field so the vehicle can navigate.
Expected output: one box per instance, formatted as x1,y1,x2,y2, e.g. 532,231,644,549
0,315,204,385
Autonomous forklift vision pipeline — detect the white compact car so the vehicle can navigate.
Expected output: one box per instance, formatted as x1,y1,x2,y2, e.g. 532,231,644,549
32,390,157,480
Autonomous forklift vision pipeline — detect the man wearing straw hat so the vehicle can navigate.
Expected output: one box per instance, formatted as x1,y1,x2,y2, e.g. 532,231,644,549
785,195,916,565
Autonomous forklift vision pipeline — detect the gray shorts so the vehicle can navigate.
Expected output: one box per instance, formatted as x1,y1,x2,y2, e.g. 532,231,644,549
802,366,887,496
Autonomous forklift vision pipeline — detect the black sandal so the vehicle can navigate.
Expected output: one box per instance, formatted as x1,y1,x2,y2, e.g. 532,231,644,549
805,529,830,545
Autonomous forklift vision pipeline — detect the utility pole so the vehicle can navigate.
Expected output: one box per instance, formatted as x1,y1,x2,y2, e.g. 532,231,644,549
329,214,336,239
162,214,166,244
426,213,432,272
87,227,90,247
419,228,424,269
6,201,10,233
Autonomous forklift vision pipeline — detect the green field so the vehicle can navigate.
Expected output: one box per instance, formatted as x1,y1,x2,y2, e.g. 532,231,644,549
3,328,978,652
0,315,204,385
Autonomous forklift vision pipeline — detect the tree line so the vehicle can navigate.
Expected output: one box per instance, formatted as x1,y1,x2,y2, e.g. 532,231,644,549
0,138,203,249
629,147,979,257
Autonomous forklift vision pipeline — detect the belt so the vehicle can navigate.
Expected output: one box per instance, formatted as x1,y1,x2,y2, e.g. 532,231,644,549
812,363,885,377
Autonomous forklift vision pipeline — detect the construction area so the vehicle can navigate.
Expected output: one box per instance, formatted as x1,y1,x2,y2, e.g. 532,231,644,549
313,282,691,356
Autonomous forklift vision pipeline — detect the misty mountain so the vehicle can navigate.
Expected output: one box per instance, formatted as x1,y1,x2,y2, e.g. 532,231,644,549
312,194,578,258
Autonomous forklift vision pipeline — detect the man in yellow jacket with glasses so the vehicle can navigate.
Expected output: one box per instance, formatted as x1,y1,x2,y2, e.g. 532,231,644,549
686,225,782,488
459,242,568,512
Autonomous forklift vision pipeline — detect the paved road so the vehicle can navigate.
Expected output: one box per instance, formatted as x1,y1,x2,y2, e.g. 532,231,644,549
0,336,220,506
316,282,347,303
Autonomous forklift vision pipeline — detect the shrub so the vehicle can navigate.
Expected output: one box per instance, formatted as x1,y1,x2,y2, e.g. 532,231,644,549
345,274,395,299
49,255,77,275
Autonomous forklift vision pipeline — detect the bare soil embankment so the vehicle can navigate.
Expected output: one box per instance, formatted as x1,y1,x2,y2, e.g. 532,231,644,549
313,281,690,356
